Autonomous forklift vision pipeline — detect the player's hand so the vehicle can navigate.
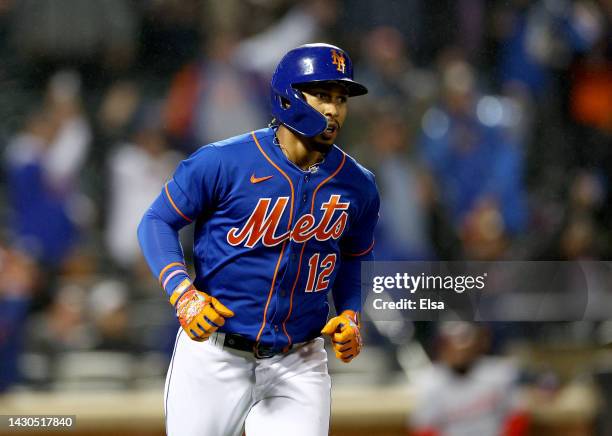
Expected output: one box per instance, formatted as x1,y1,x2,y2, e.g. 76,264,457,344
175,287,234,342
321,310,362,363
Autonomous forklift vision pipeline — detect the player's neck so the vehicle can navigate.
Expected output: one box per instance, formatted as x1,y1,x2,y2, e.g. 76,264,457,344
276,125,327,171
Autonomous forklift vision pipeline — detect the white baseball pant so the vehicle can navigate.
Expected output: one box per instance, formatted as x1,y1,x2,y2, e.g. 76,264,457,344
164,330,331,436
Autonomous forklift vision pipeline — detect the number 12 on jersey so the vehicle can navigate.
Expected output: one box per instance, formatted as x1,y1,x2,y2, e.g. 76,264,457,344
305,253,337,292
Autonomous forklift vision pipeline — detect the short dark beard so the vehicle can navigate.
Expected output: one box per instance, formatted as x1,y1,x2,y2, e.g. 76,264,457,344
311,137,334,153
299,132,334,155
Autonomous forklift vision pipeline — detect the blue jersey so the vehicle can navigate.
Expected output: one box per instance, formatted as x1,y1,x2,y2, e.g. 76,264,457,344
138,127,379,349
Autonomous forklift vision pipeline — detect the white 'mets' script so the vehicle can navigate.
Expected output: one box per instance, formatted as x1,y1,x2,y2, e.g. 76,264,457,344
227,195,349,248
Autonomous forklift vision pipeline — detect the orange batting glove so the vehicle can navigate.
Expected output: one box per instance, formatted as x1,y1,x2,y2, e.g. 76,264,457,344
321,310,362,363
171,280,234,342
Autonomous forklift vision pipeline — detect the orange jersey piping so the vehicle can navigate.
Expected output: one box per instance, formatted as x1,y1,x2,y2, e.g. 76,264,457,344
165,183,193,223
282,152,347,347
343,238,375,257
251,132,295,345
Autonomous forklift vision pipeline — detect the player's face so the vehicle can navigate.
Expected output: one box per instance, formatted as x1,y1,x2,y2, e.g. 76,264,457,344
300,83,348,145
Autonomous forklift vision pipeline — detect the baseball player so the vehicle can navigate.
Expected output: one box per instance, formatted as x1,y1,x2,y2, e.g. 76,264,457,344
138,43,379,436
409,323,529,436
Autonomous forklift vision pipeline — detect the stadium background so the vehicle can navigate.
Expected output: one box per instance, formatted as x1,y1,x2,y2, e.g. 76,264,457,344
0,0,611,434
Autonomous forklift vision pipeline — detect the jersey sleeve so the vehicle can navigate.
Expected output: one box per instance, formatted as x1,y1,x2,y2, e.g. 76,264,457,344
166,145,224,223
332,181,380,314
340,181,380,258
137,145,225,301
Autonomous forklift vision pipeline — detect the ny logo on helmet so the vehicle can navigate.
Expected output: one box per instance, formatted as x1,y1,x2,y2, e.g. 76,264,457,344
331,50,346,73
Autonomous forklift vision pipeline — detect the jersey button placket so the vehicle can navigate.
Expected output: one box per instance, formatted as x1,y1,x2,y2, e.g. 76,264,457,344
300,174,309,206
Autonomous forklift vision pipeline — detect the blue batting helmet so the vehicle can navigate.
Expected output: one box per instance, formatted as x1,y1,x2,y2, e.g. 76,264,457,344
270,43,368,137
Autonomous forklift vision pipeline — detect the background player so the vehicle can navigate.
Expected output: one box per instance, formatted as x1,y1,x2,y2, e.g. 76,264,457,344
409,323,530,436
138,43,379,436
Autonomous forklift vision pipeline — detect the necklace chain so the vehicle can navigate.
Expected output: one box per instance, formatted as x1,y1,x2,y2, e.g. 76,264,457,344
272,127,324,173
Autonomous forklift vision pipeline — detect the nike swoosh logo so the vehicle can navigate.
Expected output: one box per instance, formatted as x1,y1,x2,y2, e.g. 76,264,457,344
250,174,273,184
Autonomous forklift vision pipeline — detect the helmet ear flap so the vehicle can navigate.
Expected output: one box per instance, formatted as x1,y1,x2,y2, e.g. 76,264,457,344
273,87,301,110
270,86,327,137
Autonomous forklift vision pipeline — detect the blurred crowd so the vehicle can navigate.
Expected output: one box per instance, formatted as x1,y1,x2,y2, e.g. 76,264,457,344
0,0,611,429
